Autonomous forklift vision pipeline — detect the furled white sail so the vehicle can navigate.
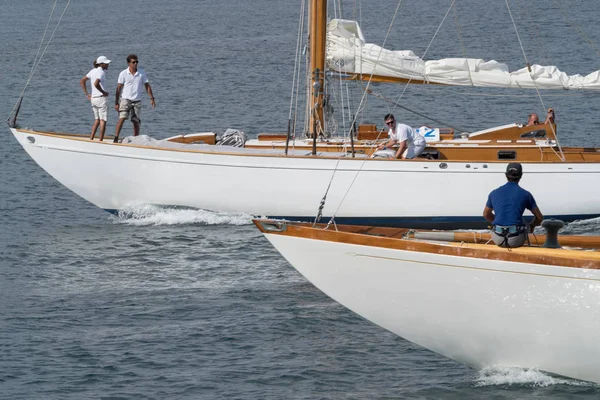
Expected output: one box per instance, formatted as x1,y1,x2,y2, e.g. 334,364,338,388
327,19,600,90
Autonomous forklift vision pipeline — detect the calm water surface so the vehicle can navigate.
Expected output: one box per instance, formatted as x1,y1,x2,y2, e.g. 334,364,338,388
1,0,600,398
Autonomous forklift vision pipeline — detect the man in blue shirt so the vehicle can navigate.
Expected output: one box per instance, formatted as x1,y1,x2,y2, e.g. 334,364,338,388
483,162,543,247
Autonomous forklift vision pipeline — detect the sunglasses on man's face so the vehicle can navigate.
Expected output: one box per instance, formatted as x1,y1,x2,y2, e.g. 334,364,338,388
385,120,395,126
130,60,138,64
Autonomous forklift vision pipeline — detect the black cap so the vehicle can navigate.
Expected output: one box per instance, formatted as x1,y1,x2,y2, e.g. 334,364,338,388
506,162,523,178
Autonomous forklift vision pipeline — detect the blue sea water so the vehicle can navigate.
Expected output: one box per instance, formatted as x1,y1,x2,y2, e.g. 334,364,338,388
1,0,600,398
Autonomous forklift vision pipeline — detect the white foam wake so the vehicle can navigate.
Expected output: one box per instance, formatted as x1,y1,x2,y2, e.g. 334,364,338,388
474,366,595,387
110,204,253,226
565,216,600,228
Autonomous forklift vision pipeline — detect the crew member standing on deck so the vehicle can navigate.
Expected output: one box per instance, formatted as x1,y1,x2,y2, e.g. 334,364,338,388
80,56,111,141
483,162,544,248
113,54,156,142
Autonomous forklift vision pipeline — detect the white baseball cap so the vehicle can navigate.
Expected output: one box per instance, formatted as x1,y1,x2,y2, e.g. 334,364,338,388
96,56,111,64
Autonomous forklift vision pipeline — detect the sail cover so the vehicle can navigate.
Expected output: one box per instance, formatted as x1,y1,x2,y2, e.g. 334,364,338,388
327,19,600,90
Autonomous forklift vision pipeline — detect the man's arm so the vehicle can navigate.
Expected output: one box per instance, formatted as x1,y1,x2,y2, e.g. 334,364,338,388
395,140,407,159
80,76,90,99
114,83,123,111
394,124,410,159
376,138,396,151
529,207,543,232
483,206,495,224
145,82,155,108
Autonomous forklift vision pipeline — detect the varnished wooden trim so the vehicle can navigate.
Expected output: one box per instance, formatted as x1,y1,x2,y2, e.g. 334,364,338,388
254,219,600,270
257,133,289,141
338,73,443,86
15,128,600,163
165,133,216,145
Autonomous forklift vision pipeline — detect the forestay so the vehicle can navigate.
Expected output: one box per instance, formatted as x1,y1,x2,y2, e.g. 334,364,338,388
327,19,600,90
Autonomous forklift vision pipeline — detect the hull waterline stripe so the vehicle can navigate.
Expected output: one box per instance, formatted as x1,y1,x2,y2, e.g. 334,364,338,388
270,215,600,229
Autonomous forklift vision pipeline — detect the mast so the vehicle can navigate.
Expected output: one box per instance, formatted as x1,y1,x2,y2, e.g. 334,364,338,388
308,0,327,140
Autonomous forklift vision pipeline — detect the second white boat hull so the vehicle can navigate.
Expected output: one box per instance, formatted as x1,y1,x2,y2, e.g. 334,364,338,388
260,226,600,384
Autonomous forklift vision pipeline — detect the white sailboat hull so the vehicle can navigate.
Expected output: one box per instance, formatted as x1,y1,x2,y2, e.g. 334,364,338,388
261,230,600,384
11,128,600,227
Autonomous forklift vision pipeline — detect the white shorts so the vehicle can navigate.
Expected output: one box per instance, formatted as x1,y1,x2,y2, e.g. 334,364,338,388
91,96,108,121
403,142,426,159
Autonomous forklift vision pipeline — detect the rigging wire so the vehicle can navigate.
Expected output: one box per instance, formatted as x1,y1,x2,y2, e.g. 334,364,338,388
325,0,465,226
316,0,583,226
329,0,361,141
289,0,306,122
287,0,308,153
303,4,311,136
8,0,72,126
366,89,468,133
451,1,475,87
391,0,456,110
316,0,408,227
293,1,307,140
335,0,406,144
504,0,565,161
8,0,59,125
514,0,554,67
552,0,600,58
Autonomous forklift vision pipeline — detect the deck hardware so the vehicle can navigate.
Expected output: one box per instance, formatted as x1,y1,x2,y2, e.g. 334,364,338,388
259,220,287,232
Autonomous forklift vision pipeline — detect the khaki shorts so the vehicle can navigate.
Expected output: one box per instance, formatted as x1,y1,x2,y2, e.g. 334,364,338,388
118,98,142,121
91,96,108,121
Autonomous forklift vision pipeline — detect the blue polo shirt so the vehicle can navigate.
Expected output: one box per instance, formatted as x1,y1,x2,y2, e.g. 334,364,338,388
485,182,538,226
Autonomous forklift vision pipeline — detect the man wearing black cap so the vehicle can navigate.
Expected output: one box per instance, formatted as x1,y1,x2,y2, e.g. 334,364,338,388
483,162,544,248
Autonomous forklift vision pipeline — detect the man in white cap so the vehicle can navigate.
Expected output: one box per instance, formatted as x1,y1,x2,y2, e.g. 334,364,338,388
113,54,156,142
80,56,111,141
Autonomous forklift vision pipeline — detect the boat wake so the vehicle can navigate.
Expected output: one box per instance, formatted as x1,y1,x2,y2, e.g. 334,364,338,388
110,204,253,226
474,366,596,387
562,216,600,235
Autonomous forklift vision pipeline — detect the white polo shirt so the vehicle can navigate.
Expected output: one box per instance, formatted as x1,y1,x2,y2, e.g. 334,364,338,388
389,123,426,147
86,67,107,97
117,68,149,101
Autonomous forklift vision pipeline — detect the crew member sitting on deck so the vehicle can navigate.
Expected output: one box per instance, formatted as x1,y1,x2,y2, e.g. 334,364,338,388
526,113,540,126
483,162,544,248
376,114,426,159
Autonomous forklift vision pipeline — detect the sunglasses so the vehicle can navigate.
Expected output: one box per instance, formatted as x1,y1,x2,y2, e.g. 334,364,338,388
130,60,139,64
385,120,395,126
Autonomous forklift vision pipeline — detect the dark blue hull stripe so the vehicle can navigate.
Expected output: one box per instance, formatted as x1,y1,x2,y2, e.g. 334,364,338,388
104,208,600,230
268,214,600,230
